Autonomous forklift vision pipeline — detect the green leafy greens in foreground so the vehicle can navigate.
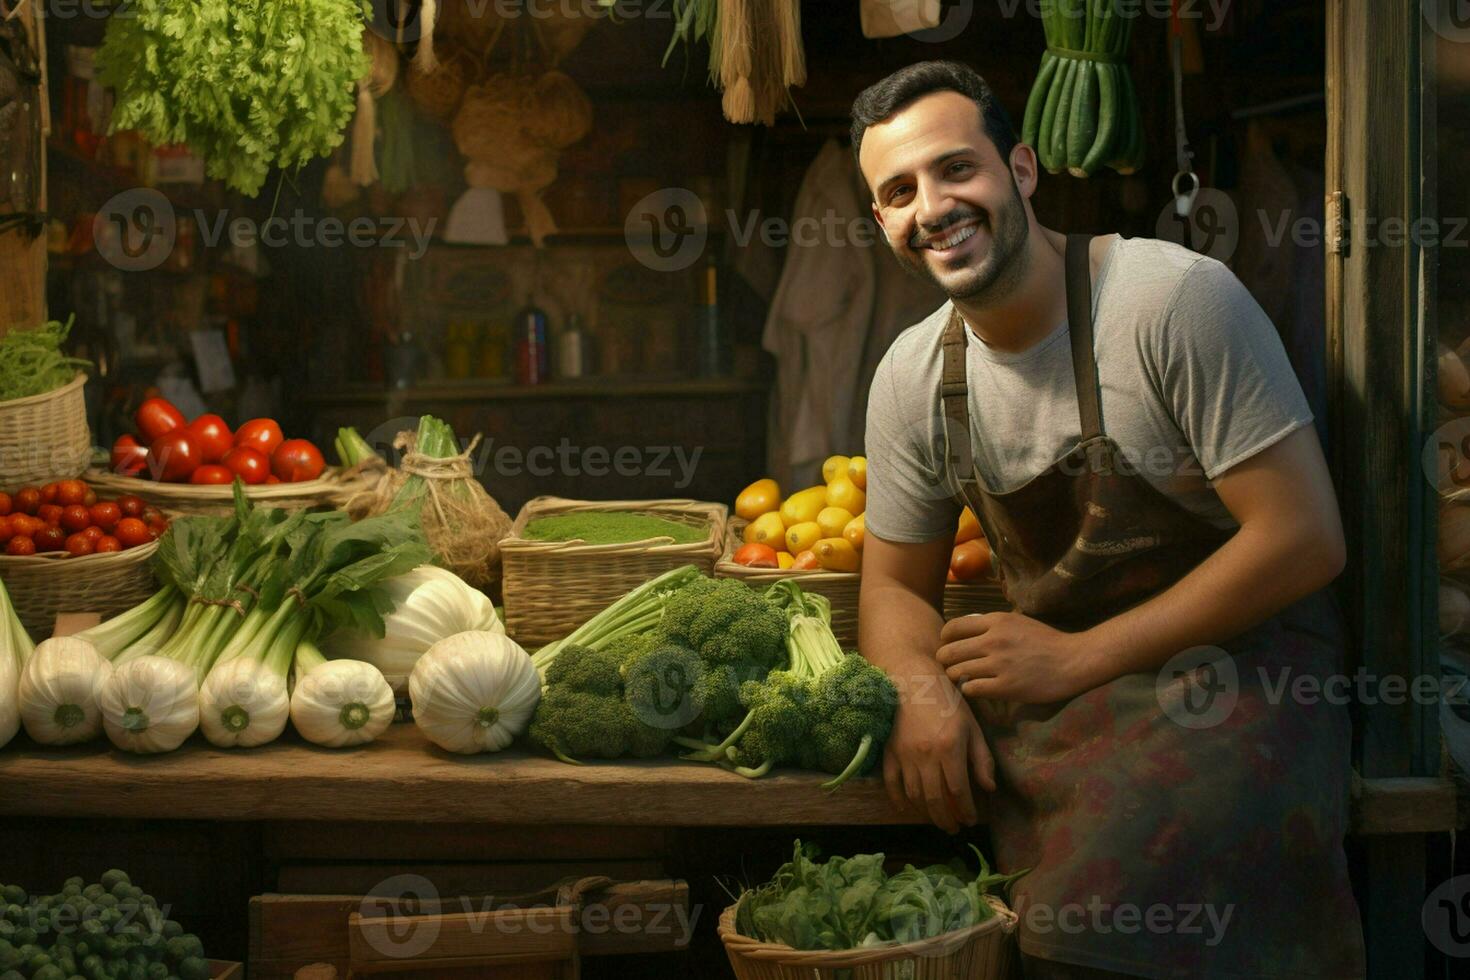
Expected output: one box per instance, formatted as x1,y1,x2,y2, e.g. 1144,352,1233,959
0,317,90,401
734,841,1027,953
96,0,368,196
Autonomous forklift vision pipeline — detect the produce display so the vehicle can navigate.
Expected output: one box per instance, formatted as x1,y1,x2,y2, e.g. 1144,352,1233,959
526,566,898,789
0,318,89,402
0,482,167,557
1021,0,1144,177
731,455,992,580
111,399,325,486
733,841,1025,951
0,580,27,750
0,869,214,980
523,513,705,546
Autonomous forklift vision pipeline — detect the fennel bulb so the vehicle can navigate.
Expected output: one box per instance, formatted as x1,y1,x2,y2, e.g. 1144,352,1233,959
1,578,32,749
19,637,113,745
321,565,501,692
100,656,200,754
199,656,291,748
409,631,540,754
290,640,395,747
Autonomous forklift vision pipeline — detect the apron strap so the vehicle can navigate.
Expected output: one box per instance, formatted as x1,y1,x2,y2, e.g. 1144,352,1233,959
1065,234,1104,442
940,307,979,503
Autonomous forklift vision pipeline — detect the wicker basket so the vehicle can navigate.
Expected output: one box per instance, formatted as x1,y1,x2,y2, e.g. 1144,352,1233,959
0,539,159,641
718,898,1017,980
716,519,1010,647
499,497,727,648
0,374,92,491
83,466,371,517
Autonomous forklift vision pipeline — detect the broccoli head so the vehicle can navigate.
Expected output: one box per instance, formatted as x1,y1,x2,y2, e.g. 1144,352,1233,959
804,655,899,789
527,685,674,764
657,578,787,672
542,644,623,696
623,642,706,736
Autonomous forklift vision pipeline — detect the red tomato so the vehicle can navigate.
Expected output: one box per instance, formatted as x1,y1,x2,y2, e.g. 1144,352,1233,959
147,430,203,482
95,535,122,553
117,495,145,518
950,540,992,582
114,518,152,549
81,526,104,543
134,397,185,445
732,542,780,568
265,475,281,484
13,487,39,515
82,489,97,507
140,506,165,525
8,515,38,537
111,434,149,477
188,414,234,463
6,536,35,556
37,504,63,527
0,492,10,516
55,480,88,506
59,505,91,533
40,483,58,504
89,502,122,531
222,446,270,485
234,418,284,458
189,464,235,485
271,439,325,483
64,532,95,557
35,526,66,552
0,516,11,543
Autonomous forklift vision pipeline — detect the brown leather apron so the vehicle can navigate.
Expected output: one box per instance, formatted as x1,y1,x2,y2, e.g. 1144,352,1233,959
940,236,1365,978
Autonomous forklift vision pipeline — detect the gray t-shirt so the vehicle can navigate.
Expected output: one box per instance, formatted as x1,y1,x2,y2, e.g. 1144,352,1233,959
864,237,1313,543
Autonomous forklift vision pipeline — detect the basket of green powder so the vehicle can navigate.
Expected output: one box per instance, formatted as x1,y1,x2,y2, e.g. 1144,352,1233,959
500,496,728,647
0,318,93,490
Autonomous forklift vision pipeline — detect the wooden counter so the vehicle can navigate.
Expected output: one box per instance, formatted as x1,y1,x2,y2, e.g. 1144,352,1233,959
0,723,927,826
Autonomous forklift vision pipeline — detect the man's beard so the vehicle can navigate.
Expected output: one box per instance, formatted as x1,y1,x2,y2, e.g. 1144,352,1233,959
891,180,1030,304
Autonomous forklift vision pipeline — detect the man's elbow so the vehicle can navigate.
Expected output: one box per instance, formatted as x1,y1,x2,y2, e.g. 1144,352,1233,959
1311,519,1347,587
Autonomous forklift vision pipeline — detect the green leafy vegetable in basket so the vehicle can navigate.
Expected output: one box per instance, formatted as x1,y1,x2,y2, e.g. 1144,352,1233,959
733,840,1026,952
0,316,90,401
524,512,705,546
96,0,369,196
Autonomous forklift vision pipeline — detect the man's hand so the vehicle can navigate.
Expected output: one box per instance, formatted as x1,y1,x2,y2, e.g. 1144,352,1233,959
882,667,995,834
937,612,1102,704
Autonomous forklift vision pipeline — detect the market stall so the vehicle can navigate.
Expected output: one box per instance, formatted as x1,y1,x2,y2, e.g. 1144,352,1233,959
1,1,1467,978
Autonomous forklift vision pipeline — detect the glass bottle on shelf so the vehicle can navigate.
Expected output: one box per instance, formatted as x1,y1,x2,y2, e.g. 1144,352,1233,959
513,295,550,385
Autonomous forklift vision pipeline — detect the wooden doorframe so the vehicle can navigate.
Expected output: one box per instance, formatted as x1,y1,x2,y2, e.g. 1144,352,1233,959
1326,1,1441,976
0,0,47,337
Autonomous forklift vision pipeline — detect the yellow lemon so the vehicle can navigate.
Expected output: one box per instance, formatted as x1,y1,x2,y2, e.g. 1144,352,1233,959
814,537,861,572
826,476,866,516
746,511,787,550
842,513,865,551
817,506,854,539
955,506,982,545
735,478,781,521
785,521,822,555
847,455,867,490
822,454,852,485
779,486,827,526
776,551,795,569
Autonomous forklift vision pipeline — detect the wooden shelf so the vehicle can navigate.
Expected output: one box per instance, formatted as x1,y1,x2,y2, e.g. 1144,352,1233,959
300,377,766,406
0,723,918,826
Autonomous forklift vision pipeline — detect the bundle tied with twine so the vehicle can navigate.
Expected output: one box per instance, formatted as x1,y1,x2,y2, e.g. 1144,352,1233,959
348,429,513,592
716,0,804,125
351,28,402,186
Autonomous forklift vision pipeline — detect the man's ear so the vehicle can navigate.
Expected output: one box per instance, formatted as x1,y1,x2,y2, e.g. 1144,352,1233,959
1009,142,1040,200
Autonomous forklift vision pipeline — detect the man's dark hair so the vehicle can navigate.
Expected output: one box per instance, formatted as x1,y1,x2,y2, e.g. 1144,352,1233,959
850,61,1018,177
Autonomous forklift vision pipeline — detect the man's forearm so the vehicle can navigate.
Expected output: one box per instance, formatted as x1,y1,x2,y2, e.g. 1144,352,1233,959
1080,520,1341,685
860,577,969,717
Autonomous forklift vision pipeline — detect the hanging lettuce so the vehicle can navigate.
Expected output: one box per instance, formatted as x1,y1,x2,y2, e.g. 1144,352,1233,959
96,1,370,196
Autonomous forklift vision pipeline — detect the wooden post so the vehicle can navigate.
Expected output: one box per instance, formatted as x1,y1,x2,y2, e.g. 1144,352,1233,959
1325,1,1437,976
0,0,47,336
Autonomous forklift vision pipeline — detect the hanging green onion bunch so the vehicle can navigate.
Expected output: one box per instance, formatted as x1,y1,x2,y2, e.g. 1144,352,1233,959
1022,0,1145,178
96,0,370,196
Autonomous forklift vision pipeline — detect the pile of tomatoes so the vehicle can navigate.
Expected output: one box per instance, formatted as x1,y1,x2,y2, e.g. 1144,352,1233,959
0,481,169,557
111,397,326,485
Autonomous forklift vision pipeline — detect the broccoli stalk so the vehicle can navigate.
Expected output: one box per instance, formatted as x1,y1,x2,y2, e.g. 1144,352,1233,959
531,564,705,679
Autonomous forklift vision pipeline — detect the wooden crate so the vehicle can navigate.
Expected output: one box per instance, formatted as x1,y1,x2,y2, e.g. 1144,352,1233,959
248,879,691,980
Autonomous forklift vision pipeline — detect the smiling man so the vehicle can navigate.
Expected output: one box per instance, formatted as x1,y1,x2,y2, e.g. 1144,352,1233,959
851,62,1365,978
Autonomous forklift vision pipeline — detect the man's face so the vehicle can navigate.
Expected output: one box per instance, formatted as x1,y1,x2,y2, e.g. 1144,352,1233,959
860,91,1033,302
